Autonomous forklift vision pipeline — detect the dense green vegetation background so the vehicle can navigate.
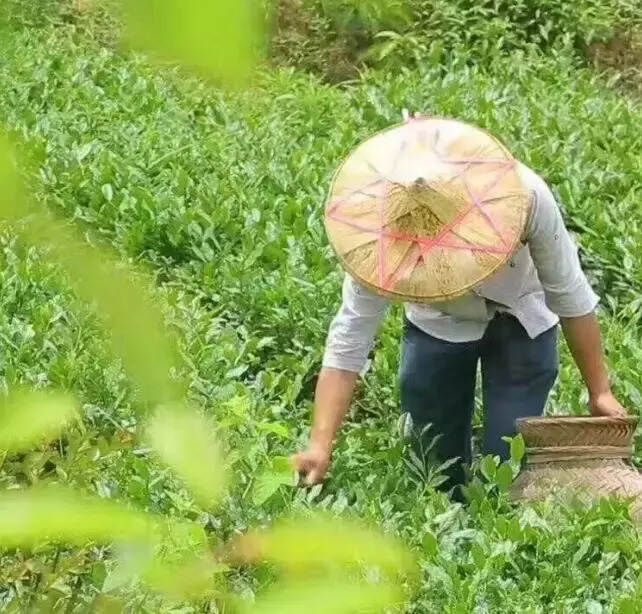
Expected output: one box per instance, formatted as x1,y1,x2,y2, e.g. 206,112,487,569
0,0,641,611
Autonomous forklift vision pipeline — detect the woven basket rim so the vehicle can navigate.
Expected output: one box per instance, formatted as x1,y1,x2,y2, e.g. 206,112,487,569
517,416,638,427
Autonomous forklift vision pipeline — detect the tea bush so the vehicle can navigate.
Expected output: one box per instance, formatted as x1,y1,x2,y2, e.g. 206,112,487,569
270,0,641,79
0,2,641,612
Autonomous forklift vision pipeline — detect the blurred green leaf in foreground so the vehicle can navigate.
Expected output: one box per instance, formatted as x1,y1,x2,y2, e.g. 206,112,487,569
0,487,159,548
120,0,265,87
0,388,79,453
146,404,229,509
232,512,418,579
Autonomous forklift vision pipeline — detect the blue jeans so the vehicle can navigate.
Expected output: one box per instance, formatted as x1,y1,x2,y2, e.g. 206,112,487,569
400,313,558,496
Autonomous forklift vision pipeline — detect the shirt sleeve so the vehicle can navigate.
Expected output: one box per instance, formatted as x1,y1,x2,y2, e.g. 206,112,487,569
525,174,599,317
321,274,391,374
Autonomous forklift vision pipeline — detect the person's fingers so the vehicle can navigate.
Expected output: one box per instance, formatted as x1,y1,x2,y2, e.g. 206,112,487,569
291,450,329,485
293,453,312,473
292,452,319,474
305,467,322,486
594,404,627,417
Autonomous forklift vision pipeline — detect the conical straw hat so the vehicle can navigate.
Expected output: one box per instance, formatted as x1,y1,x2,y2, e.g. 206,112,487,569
324,116,532,302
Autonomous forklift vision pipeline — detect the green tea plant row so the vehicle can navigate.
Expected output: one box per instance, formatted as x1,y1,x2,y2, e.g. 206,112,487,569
0,5,641,613
270,0,641,79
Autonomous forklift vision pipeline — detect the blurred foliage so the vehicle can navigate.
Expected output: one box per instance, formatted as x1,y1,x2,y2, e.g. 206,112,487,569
0,487,161,548
0,389,78,453
238,578,404,614
232,512,418,578
269,0,641,81
145,405,229,509
121,0,265,87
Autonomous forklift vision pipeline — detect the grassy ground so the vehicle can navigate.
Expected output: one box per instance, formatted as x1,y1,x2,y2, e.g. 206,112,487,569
0,2,642,612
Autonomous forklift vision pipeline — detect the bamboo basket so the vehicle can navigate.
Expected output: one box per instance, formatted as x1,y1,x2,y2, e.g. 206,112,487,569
510,416,642,518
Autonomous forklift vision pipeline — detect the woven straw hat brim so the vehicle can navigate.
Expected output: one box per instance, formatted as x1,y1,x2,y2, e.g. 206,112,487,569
324,116,532,302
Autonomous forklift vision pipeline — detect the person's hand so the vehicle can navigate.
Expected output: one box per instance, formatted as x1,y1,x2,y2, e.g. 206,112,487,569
291,444,331,486
589,391,628,418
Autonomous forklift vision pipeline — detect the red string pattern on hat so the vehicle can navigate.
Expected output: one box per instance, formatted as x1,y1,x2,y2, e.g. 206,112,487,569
326,120,518,292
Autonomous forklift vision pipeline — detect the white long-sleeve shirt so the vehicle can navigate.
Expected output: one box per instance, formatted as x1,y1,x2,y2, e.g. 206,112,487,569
322,163,599,373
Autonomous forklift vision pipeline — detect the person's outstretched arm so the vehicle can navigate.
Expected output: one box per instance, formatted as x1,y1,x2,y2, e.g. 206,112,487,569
293,367,359,485
525,169,626,417
561,313,626,416
293,276,390,485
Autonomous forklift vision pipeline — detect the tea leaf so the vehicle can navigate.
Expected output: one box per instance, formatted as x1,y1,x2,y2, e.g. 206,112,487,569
496,462,514,493
252,456,294,506
422,531,439,558
101,183,114,202
510,434,526,464
480,455,497,481
586,600,604,614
